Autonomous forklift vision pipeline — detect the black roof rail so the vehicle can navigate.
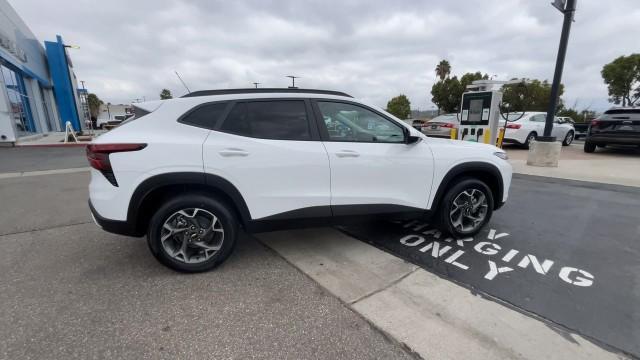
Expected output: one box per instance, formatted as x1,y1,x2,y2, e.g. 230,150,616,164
180,88,352,98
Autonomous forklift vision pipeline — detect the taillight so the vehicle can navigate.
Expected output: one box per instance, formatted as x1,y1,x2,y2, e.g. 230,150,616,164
441,123,454,128
86,143,147,186
590,119,600,127
506,123,522,129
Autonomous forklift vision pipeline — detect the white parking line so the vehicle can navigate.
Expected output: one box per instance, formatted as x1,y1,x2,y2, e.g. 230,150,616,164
0,167,90,179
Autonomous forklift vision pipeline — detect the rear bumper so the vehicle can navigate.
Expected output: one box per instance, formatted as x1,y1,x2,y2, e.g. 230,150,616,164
89,200,141,237
587,135,640,145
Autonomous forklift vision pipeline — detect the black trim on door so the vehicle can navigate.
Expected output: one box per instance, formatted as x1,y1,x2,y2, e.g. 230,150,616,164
246,204,429,233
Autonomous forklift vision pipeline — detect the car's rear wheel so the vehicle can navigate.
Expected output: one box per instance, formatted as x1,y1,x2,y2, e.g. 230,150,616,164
147,194,237,273
437,178,494,238
562,131,574,146
524,132,537,149
584,141,596,153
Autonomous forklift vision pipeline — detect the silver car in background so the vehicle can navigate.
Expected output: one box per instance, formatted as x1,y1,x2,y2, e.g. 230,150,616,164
422,113,459,138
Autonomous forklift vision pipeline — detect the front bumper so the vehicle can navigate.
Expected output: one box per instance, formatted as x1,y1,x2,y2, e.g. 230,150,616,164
89,200,141,237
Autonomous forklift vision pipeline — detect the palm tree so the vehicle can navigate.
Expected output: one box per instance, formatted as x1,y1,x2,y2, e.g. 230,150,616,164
435,60,451,81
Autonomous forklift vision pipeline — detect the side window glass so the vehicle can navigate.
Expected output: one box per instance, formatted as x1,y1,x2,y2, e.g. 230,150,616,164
181,102,228,129
317,101,404,143
220,100,310,140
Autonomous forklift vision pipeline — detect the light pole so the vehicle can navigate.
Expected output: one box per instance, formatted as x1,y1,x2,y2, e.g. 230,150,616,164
253,82,260,88
540,0,577,142
286,75,299,89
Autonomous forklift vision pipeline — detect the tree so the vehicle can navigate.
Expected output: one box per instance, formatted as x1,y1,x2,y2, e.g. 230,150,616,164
160,89,173,100
557,107,580,122
460,72,489,89
430,72,488,114
87,93,103,119
435,60,451,81
386,95,411,119
601,54,640,106
501,79,564,112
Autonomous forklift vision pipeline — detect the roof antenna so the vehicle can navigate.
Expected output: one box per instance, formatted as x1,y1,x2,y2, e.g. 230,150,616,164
286,75,299,89
174,70,191,94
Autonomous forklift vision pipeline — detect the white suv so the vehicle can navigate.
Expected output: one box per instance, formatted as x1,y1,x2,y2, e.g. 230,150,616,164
88,89,512,272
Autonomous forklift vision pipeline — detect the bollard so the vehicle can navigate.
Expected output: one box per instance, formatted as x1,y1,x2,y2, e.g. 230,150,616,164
450,128,457,140
497,128,505,148
483,129,491,144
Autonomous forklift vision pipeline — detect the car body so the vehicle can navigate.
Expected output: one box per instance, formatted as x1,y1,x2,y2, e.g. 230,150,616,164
584,107,640,152
422,113,458,138
87,88,512,272
502,112,575,148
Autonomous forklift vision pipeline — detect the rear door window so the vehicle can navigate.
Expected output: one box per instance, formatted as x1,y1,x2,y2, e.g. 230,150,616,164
220,100,310,140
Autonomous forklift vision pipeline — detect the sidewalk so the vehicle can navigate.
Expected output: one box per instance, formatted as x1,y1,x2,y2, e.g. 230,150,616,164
505,143,640,187
257,228,620,360
13,131,107,147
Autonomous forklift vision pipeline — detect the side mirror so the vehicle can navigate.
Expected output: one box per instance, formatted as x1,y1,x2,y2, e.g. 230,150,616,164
406,135,421,144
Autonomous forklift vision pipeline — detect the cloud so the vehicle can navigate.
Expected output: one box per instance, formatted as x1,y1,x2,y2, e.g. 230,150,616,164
9,0,640,111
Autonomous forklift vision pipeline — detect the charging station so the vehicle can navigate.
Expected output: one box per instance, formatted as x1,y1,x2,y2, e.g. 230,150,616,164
456,79,524,146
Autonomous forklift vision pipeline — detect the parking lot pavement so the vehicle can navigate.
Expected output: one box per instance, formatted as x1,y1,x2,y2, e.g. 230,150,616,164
0,146,88,173
0,172,414,360
339,174,640,358
504,143,640,187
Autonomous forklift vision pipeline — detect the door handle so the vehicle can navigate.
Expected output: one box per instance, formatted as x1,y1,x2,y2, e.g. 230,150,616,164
219,148,249,157
335,150,360,158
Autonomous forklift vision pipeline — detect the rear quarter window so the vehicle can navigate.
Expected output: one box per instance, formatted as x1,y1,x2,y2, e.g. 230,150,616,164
180,102,230,129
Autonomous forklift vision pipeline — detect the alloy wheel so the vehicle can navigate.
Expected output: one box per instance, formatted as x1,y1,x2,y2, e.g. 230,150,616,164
565,132,574,145
160,208,224,264
449,189,489,233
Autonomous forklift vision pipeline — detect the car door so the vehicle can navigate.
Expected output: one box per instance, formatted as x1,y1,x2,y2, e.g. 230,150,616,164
202,99,331,220
312,100,434,215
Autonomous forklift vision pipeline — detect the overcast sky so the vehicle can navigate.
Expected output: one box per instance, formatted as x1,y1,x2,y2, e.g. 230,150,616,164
9,0,640,111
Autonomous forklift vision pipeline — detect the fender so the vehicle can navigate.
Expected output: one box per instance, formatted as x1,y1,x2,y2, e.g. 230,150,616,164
127,172,252,232
430,161,504,211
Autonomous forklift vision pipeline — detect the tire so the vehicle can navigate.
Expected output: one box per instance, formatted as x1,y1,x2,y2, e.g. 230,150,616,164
584,141,596,153
147,193,237,273
100,124,107,130
436,178,494,238
562,131,574,146
523,132,537,149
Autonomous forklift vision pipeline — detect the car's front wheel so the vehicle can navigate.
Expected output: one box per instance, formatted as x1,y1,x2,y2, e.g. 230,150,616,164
147,194,237,273
437,178,494,238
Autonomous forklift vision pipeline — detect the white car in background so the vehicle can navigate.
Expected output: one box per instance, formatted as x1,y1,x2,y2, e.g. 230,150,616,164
503,112,575,148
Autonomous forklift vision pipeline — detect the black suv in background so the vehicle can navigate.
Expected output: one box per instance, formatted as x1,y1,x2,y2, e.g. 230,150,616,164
584,108,640,153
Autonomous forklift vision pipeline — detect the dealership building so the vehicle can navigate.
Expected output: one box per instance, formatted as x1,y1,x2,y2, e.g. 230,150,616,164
0,0,86,144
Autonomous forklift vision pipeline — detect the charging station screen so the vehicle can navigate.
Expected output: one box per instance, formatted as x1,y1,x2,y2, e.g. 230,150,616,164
468,99,483,123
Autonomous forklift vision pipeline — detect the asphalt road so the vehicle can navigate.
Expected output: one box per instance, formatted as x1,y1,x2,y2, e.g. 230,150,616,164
0,151,413,359
0,146,88,173
342,174,640,357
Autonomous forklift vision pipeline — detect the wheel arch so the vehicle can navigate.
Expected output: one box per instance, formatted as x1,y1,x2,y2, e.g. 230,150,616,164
431,162,504,211
128,172,251,235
